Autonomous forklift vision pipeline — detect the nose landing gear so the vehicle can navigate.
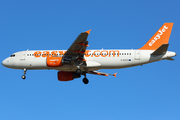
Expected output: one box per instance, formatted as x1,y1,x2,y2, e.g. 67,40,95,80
21,68,27,80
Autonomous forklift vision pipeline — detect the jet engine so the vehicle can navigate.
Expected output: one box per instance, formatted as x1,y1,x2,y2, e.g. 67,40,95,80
57,71,81,81
47,57,63,67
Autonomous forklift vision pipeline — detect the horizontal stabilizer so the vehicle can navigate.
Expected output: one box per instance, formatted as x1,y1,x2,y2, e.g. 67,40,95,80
164,57,174,60
151,44,169,55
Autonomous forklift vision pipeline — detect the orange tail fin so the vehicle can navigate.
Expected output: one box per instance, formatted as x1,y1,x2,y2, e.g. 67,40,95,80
139,23,173,50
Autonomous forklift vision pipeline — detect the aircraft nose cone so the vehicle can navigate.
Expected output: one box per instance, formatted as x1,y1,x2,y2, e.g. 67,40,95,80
2,59,6,67
2,59,9,67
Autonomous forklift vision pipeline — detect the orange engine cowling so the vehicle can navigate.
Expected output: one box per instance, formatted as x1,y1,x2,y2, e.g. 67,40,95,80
47,57,63,67
57,71,81,81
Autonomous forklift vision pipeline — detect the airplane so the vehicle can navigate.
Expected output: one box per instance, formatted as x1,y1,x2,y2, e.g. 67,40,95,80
2,23,176,84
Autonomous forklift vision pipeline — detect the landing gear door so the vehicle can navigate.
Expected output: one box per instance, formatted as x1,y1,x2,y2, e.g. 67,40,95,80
134,50,140,60
20,52,26,60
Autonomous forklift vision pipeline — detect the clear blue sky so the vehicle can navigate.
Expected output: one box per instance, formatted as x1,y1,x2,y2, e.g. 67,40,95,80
0,0,180,120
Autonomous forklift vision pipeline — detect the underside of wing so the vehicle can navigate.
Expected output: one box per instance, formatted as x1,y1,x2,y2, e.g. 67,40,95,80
88,71,117,77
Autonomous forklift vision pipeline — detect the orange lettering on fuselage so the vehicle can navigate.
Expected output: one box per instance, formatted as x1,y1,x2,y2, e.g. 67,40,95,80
85,50,91,57
34,50,120,58
93,50,100,57
109,50,119,57
51,51,58,57
42,51,50,57
34,51,66,58
34,51,41,57
101,50,108,57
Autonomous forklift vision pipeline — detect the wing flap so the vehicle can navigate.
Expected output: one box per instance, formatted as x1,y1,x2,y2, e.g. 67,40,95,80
88,71,117,77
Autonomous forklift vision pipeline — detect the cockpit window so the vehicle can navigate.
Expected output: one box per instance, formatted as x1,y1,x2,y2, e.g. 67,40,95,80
10,54,15,57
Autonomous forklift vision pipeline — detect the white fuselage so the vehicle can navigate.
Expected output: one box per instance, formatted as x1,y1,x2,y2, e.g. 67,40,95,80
2,49,176,71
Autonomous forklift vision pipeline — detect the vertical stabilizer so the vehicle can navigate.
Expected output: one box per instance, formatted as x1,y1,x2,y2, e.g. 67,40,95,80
139,23,173,50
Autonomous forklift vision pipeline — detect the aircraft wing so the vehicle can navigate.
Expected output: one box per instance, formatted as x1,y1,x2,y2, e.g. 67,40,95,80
63,29,91,62
88,71,117,77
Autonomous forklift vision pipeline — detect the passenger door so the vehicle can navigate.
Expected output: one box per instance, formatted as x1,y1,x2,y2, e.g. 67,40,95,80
20,52,26,60
134,50,140,60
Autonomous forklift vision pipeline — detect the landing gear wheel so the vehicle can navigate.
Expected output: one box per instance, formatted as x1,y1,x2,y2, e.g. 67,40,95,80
83,78,89,84
21,75,26,79
76,68,82,74
22,68,27,80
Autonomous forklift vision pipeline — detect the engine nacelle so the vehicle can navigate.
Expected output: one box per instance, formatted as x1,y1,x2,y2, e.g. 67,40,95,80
47,57,63,67
57,71,81,81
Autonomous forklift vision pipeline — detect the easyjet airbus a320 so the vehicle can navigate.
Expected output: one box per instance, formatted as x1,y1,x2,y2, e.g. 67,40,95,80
2,23,176,84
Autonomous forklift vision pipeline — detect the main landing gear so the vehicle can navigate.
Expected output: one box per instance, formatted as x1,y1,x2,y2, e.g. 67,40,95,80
83,78,89,84
76,68,89,84
82,73,89,84
21,68,27,80
75,68,82,74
